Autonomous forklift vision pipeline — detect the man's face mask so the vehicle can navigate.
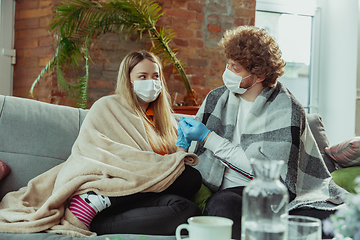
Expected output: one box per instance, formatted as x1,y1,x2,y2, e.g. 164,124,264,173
133,80,162,103
222,67,255,94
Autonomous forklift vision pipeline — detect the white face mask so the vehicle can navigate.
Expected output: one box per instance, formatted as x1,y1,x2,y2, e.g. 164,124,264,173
222,67,255,94
133,80,162,103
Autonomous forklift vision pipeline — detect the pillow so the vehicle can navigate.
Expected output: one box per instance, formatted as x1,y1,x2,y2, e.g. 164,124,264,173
325,137,360,167
331,166,360,193
307,113,330,154
192,184,212,213
0,160,10,181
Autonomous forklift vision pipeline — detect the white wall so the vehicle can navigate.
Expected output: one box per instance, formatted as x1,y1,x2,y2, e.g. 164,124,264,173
0,0,15,96
316,0,358,145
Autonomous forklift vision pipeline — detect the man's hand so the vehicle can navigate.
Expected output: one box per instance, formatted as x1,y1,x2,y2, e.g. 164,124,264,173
178,117,211,142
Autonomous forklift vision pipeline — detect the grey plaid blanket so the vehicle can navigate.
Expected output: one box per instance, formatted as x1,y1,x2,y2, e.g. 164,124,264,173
194,82,347,211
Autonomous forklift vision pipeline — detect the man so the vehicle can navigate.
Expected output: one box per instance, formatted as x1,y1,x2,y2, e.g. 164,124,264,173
176,26,347,240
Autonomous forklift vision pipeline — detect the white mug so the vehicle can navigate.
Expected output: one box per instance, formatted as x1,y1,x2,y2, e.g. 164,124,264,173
176,216,234,240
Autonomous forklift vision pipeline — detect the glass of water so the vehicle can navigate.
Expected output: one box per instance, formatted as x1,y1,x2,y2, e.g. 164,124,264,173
288,215,321,240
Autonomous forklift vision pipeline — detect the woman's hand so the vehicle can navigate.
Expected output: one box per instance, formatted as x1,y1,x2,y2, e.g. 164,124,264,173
175,123,192,149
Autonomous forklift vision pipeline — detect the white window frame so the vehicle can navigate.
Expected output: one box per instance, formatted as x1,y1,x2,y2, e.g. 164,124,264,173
0,0,16,96
256,0,321,113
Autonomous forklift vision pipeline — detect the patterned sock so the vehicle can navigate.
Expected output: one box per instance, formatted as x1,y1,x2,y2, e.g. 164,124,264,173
69,191,111,228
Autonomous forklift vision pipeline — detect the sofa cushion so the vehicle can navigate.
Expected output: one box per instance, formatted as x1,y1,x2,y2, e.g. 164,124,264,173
0,96,87,161
0,160,10,181
325,137,360,168
306,113,336,172
307,113,330,153
0,152,64,199
331,166,360,193
0,95,88,199
192,183,212,213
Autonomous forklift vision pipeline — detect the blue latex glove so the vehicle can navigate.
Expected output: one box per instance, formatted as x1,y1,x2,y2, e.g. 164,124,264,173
179,117,210,142
175,123,192,149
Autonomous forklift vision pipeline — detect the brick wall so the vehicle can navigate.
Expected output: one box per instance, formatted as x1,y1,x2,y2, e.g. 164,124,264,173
14,0,55,103
13,0,256,107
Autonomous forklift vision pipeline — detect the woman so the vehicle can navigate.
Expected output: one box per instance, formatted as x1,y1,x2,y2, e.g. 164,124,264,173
0,50,202,237
86,50,202,235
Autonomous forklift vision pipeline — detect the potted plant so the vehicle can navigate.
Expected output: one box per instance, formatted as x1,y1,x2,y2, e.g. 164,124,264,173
323,177,360,239
30,0,198,109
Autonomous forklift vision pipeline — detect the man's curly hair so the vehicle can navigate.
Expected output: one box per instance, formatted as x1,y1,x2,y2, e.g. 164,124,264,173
219,26,286,87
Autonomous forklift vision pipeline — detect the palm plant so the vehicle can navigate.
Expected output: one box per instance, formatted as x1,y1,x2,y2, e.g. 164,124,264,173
30,0,198,108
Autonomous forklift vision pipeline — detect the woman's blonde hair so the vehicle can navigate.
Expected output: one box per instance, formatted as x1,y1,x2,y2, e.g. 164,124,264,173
115,50,177,154
219,26,286,87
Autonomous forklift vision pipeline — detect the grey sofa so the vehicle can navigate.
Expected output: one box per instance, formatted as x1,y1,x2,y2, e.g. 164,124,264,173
0,94,352,240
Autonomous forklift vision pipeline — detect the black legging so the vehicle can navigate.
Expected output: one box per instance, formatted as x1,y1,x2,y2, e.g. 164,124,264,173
204,186,336,240
90,165,202,235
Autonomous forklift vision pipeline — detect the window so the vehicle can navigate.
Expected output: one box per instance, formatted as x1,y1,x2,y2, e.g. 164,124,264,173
255,1,320,113
0,0,16,96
